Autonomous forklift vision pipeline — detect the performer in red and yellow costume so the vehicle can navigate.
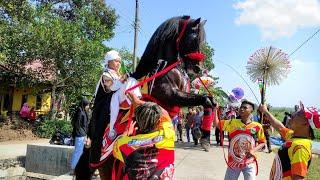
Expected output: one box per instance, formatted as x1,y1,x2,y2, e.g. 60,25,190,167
112,92,175,180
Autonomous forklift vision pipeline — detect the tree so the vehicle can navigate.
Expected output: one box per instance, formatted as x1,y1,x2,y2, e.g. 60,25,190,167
199,85,228,106
198,43,228,105
0,0,118,118
201,42,215,71
118,47,134,73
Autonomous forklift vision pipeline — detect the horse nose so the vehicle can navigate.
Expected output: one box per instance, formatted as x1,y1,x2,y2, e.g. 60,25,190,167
194,65,202,74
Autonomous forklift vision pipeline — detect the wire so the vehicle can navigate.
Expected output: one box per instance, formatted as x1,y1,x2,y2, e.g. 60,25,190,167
110,0,135,22
215,60,260,104
139,0,153,21
289,27,320,57
108,0,136,30
108,0,149,41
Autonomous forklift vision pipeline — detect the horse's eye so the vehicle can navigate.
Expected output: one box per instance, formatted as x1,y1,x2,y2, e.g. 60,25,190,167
189,33,198,40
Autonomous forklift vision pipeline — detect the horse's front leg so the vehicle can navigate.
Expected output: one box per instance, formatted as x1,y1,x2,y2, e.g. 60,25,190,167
172,89,215,107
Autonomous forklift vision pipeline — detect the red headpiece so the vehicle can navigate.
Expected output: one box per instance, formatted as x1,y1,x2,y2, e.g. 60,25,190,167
300,102,320,129
185,52,206,61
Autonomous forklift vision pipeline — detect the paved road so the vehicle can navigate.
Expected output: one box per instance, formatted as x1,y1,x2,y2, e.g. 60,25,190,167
1,138,274,180
174,141,274,180
0,139,49,160
2,134,320,180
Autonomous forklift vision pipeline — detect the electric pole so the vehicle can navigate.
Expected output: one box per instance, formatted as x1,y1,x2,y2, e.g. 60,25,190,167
133,0,139,71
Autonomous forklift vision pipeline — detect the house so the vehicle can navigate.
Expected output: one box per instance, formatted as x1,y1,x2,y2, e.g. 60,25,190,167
0,60,55,117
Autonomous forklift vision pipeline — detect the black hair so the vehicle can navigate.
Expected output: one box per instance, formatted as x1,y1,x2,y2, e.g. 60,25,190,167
241,100,255,111
80,98,89,110
134,102,162,134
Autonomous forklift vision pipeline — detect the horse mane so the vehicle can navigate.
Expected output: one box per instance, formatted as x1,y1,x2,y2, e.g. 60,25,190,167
132,16,189,79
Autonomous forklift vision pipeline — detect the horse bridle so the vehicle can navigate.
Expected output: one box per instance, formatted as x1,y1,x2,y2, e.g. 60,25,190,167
176,16,205,62
125,17,206,94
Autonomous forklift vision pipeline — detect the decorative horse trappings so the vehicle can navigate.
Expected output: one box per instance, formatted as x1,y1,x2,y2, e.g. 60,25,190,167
90,16,216,174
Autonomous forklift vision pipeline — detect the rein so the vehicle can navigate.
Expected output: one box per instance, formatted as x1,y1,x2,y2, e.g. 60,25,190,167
125,59,182,94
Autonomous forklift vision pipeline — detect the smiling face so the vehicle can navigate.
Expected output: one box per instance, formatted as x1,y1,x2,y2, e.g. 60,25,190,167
239,103,254,118
108,58,121,72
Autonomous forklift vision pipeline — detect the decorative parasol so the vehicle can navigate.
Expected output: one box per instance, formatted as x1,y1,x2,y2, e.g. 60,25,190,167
227,87,244,104
228,94,238,103
247,46,291,105
231,87,244,100
192,76,215,89
192,70,215,94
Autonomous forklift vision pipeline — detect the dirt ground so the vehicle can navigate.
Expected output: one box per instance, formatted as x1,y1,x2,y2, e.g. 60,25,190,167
0,120,39,142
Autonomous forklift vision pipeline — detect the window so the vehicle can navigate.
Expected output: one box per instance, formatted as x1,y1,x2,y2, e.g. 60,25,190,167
21,94,28,107
36,95,42,110
3,94,10,111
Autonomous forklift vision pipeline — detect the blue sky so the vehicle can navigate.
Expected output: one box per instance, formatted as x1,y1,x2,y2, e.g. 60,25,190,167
104,0,320,108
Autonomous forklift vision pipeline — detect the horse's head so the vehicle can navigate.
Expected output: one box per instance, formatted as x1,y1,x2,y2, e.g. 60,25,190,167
178,17,206,75
132,16,206,79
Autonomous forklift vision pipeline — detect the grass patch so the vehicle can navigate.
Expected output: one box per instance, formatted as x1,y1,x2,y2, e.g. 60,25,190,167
271,147,320,179
307,156,320,179
313,129,320,141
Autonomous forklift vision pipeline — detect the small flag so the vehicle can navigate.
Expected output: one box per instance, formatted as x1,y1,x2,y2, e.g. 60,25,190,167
120,61,128,74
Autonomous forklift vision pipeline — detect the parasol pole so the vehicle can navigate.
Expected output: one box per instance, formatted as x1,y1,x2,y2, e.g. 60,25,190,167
260,46,271,123
261,70,266,105
260,70,266,123
261,46,271,105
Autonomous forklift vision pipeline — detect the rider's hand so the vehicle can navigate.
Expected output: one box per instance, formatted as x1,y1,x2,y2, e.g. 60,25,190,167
108,129,117,140
120,74,128,83
126,91,144,106
123,121,138,136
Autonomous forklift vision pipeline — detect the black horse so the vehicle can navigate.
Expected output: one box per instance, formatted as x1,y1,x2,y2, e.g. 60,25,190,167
85,15,215,180
131,15,213,116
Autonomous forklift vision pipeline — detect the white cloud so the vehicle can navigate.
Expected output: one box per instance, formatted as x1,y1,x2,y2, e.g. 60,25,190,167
267,59,320,107
234,0,320,39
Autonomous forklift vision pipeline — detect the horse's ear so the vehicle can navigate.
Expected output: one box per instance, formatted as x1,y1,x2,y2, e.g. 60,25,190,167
200,20,207,27
193,18,201,27
182,15,190,20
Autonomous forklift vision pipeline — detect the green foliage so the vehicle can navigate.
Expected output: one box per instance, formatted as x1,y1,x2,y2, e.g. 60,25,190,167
117,47,135,73
307,156,320,179
201,42,215,71
269,107,293,122
196,43,227,105
198,85,228,106
35,120,72,138
314,129,320,140
0,0,118,111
